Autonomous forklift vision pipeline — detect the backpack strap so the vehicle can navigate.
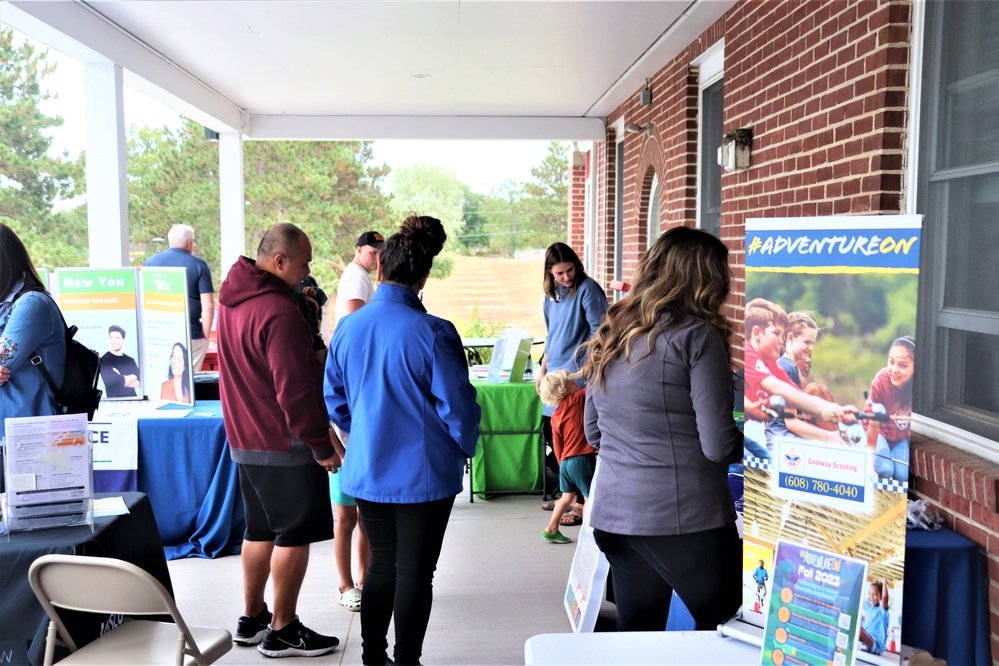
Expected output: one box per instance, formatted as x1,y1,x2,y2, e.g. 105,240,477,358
26,291,71,397
31,352,61,396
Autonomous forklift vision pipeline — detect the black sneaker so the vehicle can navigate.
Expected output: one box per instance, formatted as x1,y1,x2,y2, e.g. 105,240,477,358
257,616,339,658
233,604,272,646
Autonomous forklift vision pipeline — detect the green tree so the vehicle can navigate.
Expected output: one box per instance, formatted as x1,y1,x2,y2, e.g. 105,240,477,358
127,120,393,291
456,142,570,256
476,182,521,256
241,138,392,290
388,163,468,278
128,121,219,270
0,27,84,261
517,141,568,248
460,187,487,252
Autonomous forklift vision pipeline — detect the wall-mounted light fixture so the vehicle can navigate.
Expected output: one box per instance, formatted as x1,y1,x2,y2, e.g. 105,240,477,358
640,78,652,106
626,123,651,136
718,127,753,172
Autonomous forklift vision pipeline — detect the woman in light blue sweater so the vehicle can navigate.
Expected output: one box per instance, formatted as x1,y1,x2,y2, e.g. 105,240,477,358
580,226,743,632
536,243,608,505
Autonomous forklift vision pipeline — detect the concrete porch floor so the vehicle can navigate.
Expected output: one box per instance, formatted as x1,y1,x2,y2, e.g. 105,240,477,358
167,492,589,666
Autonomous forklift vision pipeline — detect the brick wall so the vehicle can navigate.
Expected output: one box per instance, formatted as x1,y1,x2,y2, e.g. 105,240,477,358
572,1,998,663
597,0,910,343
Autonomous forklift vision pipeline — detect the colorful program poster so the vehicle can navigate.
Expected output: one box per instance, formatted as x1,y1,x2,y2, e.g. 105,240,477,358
140,267,193,405
54,268,143,401
563,459,609,633
742,216,921,664
761,540,867,666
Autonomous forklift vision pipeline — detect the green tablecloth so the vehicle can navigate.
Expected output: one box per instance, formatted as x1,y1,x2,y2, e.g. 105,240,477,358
470,379,543,498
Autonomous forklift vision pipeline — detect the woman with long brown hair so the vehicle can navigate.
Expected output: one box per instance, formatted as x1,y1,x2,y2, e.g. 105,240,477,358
580,225,742,632
536,242,608,508
0,223,67,424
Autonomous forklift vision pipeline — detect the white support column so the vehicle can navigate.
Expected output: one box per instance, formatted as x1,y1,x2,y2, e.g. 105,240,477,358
218,131,245,281
83,62,129,267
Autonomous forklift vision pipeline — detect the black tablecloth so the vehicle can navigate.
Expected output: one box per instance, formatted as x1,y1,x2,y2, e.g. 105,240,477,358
0,492,173,666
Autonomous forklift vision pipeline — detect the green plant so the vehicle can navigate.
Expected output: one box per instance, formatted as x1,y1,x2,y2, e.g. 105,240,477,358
458,304,508,364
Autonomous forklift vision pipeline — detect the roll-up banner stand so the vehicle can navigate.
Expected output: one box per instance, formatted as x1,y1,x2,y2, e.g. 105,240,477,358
739,215,921,666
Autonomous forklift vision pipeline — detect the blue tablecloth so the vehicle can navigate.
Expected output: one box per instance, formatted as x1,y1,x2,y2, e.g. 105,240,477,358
95,401,244,560
664,527,989,666
901,527,990,666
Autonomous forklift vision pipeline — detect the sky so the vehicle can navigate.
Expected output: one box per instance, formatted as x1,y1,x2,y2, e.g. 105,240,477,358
24,30,553,196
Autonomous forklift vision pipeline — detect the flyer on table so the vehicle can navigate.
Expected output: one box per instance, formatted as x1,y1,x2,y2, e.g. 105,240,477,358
54,268,144,402
761,540,867,666
3,412,91,506
140,267,193,405
741,216,921,665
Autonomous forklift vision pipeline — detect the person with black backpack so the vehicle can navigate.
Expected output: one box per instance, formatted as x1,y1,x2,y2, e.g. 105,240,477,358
0,223,68,426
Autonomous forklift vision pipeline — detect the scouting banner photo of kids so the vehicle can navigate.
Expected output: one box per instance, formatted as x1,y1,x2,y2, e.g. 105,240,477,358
741,215,921,666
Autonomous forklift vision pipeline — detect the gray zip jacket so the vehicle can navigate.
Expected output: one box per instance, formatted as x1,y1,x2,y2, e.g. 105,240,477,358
584,312,742,536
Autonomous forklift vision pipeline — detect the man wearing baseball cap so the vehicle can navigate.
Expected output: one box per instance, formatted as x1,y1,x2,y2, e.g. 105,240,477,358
335,231,384,322
329,229,383,613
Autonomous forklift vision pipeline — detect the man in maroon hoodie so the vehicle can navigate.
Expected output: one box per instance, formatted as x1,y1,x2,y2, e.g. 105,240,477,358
217,223,341,658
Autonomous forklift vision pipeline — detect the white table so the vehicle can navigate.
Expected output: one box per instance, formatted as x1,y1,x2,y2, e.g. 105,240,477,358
524,631,762,665
525,622,917,666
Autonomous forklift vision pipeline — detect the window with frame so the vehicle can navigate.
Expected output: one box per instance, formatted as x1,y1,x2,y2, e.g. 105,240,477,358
915,0,999,442
647,174,661,249
613,136,624,301
699,77,723,237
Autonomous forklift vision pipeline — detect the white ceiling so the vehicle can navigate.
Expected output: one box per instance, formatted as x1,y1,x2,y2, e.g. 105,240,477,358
2,0,735,140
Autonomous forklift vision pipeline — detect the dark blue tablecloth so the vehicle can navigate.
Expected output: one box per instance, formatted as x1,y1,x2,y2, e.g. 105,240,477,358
901,527,990,666
663,527,989,666
95,401,244,560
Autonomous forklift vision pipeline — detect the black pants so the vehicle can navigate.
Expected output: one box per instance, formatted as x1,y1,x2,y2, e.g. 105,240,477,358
592,522,741,631
356,497,455,666
541,415,561,500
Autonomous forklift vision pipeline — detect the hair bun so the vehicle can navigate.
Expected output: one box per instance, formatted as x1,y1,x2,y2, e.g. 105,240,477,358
399,214,447,258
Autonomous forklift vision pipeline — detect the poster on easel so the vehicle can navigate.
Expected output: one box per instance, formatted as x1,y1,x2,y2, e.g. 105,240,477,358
741,215,921,664
140,267,193,405
53,268,143,401
761,539,868,666
563,458,609,633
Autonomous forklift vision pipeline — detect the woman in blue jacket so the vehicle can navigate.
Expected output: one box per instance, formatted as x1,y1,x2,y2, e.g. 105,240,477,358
0,223,67,428
324,215,480,666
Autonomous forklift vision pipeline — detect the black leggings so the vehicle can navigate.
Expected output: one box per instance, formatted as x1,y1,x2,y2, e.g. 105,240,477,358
356,497,455,666
541,415,561,500
593,522,742,631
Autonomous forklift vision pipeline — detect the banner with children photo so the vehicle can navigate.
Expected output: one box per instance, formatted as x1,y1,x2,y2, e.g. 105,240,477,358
742,215,921,665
